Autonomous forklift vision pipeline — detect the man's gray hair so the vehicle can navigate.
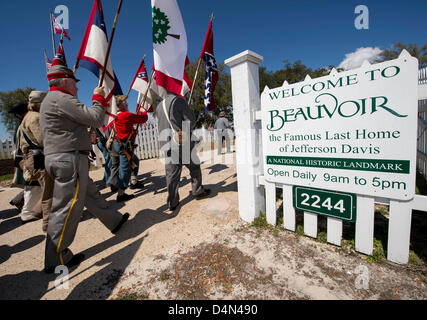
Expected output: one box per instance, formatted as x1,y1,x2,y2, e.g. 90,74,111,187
48,78,63,88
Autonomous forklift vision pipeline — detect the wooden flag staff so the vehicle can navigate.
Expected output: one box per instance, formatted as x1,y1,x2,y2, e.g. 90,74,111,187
187,12,215,106
129,69,155,144
136,69,155,114
99,0,123,87
49,9,57,57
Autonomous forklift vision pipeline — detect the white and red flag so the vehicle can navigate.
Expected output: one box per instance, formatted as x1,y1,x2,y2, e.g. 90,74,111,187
130,57,155,109
52,13,71,40
76,0,123,130
151,0,192,97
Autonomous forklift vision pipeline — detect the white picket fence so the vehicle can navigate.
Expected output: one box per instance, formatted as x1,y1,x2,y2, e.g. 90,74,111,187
419,67,427,84
418,99,427,177
225,50,427,265
0,138,14,159
133,123,160,160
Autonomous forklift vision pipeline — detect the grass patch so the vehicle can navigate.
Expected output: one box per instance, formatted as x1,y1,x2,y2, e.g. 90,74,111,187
0,173,13,182
249,203,426,270
116,290,148,300
317,231,327,244
159,271,170,281
408,250,424,266
251,211,270,230
366,239,386,264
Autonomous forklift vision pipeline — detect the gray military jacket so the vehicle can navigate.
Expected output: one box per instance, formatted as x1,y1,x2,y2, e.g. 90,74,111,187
155,93,196,149
40,90,106,156
214,117,229,130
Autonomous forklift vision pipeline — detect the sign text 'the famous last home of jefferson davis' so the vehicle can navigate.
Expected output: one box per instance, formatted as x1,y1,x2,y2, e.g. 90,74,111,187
261,50,418,200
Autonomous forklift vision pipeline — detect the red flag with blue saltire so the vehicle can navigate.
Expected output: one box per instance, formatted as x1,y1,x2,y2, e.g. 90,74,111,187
50,40,67,68
44,49,52,73
200,19,218,113
52,13,71,40
130,58,155,113
76,0,123,130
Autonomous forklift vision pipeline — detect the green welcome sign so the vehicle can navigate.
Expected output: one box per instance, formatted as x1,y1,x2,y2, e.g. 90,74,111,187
261,50,418,200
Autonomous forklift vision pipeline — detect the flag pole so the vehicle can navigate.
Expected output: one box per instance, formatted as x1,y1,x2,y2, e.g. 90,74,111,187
137,69,155,113
187,12,215,106
99,0,124,87
49,9,56,56
132,69,155,140
187,57,203,106
126,54,146,98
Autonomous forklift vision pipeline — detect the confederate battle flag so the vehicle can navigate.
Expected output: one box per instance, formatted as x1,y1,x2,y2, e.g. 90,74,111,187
200,19,218,113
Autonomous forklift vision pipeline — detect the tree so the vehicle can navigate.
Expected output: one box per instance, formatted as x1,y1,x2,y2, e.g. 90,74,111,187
0,87,34,132
259,60,334,92
182,59,337,128
377,42,427,68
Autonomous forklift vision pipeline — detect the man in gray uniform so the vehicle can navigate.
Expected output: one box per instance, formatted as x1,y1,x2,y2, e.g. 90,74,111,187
156,93,211,211
40,62,127,273
214,111,231,155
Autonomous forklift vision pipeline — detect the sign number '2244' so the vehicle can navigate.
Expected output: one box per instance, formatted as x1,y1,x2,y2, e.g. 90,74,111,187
293,186,357,222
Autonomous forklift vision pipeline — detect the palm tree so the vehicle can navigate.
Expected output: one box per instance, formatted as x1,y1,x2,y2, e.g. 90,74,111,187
377,42,427,68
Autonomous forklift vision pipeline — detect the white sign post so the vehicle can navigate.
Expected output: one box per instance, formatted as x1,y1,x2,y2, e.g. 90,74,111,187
261,50,418,201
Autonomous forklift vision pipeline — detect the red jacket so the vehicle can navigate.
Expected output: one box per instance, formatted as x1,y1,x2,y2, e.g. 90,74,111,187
114,111,148,141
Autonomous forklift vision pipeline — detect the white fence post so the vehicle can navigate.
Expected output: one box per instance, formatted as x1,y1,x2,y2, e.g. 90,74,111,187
225,50,265,223
265,181,276,225
355,195,375,255
387,200,413,264
282,185,296,231
0,138,14,159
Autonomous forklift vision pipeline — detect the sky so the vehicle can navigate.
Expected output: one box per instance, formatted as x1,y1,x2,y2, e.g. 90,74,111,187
0,0,426,140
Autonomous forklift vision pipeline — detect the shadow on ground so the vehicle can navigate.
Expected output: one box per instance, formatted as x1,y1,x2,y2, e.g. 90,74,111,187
0,235,45,265
65,208,178,299
0,207,179,300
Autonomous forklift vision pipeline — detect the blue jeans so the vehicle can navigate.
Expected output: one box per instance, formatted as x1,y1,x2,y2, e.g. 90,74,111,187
111,141,139,190
97,141,112,186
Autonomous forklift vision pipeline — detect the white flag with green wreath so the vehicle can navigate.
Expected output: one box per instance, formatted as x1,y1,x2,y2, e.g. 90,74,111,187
151,0,188,96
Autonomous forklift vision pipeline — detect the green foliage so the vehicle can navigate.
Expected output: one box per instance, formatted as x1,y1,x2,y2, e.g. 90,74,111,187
184,58,338,128
376,42,427,68
251,211,269,230
152,7,171,44
259,60,336,91
0,173,14,182
317,232,327,244
116,290,148,300
416,171,427,195
0,87,34,132
408,250,424,266
366,239,386,264
159,270,170,281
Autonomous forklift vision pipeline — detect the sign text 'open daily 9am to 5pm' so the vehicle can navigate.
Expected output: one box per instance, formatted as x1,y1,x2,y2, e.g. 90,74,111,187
261,50,418,200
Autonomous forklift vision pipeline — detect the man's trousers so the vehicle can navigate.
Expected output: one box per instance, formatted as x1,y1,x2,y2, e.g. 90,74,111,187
216,129,231,155
164,146,204,209
44,152,88,269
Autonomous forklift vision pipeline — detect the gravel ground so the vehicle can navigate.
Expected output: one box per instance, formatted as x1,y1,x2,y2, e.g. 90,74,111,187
0,152,426,300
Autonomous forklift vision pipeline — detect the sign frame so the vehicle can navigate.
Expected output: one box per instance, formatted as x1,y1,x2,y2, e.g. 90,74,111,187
261,50,418,200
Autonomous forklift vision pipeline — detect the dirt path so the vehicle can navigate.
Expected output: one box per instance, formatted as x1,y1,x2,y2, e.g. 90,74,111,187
0,153,426,300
